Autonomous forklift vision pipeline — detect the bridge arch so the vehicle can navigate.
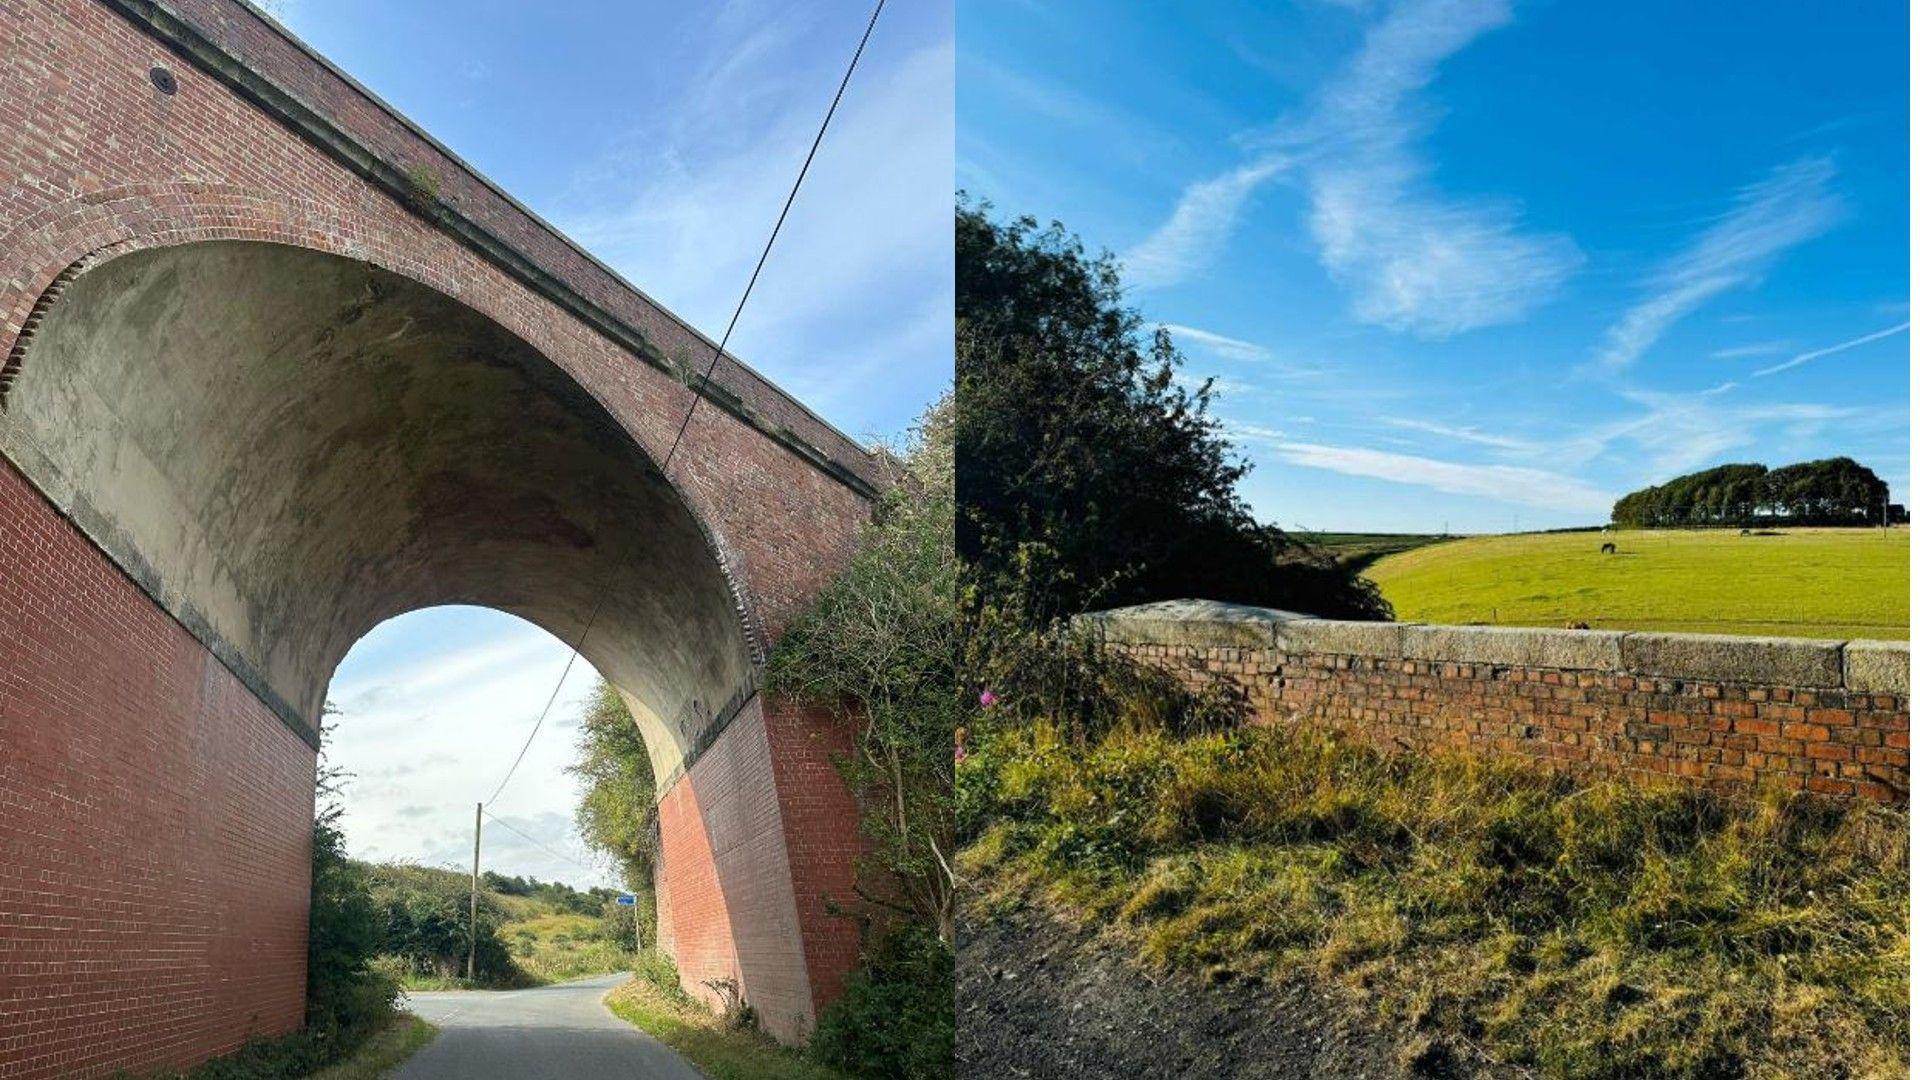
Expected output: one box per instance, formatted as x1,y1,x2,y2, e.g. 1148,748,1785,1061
0,227,867,1076
3,237,756,786
2,2,885,1068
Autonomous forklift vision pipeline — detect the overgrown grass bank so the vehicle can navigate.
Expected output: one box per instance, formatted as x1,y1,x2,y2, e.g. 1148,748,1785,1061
960,722,1909,1078
300,1013,437,1080
504,911,637,984
604,957,849,1080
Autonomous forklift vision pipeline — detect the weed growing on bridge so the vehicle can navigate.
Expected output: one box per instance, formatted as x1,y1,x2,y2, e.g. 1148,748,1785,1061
961,719,1908,1078
767,396,957,1078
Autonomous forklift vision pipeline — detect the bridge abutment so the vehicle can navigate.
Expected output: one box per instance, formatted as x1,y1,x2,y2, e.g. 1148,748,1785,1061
0,0,885,1074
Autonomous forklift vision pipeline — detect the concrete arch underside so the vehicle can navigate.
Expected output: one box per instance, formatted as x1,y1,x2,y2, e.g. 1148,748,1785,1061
0,241,865,1077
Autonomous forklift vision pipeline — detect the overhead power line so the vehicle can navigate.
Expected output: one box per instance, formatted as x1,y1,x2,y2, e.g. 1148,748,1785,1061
658,0,888,476
475,0,888,811
481,807,608,882
482,600,602,808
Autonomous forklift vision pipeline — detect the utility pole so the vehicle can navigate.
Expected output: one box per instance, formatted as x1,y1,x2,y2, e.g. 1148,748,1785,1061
468,802,481,982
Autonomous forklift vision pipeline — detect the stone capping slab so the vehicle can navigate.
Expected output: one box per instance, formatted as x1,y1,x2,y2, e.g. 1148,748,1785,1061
1075,599,1315,649
1844,640,1911,695
1620,632,1844,689
1079,601,1908,694
1402,624,1626,671
1279,619,1409,659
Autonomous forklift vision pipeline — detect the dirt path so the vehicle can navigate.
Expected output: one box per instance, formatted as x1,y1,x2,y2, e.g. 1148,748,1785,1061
959,906,1516,1079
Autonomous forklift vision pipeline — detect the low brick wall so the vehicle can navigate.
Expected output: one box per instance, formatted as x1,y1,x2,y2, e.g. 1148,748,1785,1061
1080,601,1910,803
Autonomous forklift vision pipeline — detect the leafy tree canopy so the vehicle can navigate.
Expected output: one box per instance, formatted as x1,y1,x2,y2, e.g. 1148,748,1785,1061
955,198,1388,623
1612,457,1899,528
569,682,658,893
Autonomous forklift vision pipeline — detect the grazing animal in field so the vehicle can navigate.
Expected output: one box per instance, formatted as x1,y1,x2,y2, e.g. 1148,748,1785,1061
1739,528,1752,536
1566,621,1591,630
1599,542,1616,554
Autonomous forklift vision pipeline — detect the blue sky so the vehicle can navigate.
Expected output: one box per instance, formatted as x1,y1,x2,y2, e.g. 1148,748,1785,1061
273,0,952,885
961,0,1909,534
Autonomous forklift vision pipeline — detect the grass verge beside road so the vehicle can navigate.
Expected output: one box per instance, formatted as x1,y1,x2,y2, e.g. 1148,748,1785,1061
960,720,1908,1078
1364,527,1908,639
604,970,848,1080
302,1013,438,1080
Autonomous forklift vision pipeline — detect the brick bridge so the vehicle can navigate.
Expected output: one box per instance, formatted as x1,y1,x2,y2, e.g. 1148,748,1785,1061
0,0,878,1074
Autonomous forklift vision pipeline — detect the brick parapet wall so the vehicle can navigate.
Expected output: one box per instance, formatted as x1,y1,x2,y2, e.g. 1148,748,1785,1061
1081,601,1910,804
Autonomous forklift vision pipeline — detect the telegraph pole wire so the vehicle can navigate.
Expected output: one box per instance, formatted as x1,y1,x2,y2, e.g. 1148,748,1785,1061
464,4,889,966
478,0,887,811
658,0,888,477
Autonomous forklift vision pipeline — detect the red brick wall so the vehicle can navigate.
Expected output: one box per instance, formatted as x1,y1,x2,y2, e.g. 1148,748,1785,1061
0,457,314,1080
761,700,866,1017
658,698,815,1043
1094,606,1909,804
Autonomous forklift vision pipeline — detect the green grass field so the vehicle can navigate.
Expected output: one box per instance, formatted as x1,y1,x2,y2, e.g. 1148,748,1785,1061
1363,527,1908,639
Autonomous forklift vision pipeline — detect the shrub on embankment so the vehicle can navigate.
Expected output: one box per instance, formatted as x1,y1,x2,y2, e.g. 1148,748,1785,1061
765,396,958,1079
959,711,1909,1078
360,862,637,989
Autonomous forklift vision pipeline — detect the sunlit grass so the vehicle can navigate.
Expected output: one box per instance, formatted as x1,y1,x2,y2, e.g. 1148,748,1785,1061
1364,527,1908,639
604,968,848,1080
962,721,1909,1078
302,1013,437,1080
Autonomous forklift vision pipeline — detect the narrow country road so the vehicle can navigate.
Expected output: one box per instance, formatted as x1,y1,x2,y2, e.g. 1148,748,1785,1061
396,973,705,1080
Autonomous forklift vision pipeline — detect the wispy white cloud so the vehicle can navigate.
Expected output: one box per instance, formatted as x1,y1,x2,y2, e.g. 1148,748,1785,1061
1126,0,1577,334
1250,437,1614,514
553,9,952,437
1597,157,1842,370
1161,323,1273,362
1563,387,1875,476
1709,340,1791,360
1753,320,1909,376
1299,0,1580,335
1379,415,1537,451
1123,158,1289,288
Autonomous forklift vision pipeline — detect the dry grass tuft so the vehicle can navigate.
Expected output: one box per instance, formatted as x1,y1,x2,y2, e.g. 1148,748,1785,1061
962,721,1908,1078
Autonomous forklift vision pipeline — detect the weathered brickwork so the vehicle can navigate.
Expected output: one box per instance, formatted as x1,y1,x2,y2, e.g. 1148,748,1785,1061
0,0,876,655
1087,602,1909,804
0,0,878,1072
0,457,314,1079
761,700,867,1018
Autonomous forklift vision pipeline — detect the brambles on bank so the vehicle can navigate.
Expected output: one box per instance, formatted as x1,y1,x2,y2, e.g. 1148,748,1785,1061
960,715,1909,1079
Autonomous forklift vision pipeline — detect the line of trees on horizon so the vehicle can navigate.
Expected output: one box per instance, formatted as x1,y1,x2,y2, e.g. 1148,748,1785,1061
1610,457,1906,529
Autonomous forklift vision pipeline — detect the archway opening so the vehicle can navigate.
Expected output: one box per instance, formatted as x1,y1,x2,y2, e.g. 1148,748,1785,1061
2,239,757,785
324,605,613,885
0,238,849,1063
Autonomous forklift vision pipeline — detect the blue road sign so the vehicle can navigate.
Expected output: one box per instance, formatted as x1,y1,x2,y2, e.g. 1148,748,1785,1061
615,894,637,906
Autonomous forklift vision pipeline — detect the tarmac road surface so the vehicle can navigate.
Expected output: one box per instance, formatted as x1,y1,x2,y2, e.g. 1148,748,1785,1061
396,973,705,1080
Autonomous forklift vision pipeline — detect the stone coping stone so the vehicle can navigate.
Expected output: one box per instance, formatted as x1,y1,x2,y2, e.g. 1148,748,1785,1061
1844,640,1911,695
1075,599,1315,648
1621,632,1844,689
1402,624,1627,671
1080,602,1900,693
1279,620,1408,659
